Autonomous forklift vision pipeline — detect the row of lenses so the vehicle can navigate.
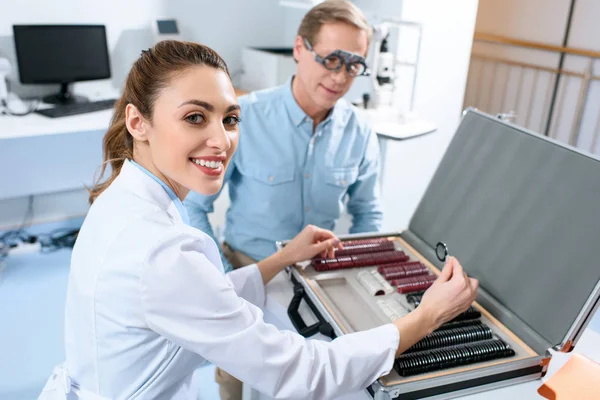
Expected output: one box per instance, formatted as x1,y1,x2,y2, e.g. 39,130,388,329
436,319,485,331
352,251,409,264
451,306,481,322
392,275,437,294
378,262,429,280
339,238,391,247
406,291,482,324
406,324,493,353
332,240,395,257
406,291,426,307
312,250,409,271
395,339,515,376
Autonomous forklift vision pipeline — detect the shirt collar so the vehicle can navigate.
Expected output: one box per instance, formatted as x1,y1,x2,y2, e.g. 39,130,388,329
282,76,343,129
124,159,190,225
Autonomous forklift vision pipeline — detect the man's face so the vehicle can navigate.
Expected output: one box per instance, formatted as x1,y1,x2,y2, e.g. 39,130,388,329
294,22,369,111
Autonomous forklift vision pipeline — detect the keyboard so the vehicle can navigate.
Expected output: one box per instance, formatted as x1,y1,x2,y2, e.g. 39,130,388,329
35,99,117,118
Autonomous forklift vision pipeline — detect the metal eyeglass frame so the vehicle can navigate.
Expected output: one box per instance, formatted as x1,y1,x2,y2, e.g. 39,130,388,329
303,37,370,77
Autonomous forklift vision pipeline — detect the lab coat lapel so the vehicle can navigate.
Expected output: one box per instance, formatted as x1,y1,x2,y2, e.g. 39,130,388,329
118,160,185,225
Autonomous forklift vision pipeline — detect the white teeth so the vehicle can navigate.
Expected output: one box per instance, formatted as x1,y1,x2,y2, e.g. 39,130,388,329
192,159,222,169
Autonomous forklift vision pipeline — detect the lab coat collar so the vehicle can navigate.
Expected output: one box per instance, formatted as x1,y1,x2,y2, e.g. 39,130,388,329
117,160,190,225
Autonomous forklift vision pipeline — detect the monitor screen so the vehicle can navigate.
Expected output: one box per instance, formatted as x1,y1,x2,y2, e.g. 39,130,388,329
157,20,179,34
12,25,111,84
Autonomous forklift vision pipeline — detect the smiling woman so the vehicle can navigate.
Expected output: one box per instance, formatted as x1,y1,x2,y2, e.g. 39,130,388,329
37,40,478,400
89,41,240,203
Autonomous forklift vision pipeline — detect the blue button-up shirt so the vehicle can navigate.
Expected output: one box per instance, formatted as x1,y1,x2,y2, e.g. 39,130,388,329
185,78,382,270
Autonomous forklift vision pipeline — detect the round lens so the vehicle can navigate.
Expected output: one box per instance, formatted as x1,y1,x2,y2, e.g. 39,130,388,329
436,242,448,262
323,55,343,70
348,62,366,77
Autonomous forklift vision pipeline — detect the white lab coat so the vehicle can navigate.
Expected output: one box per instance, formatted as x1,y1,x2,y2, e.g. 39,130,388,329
39,160,399,400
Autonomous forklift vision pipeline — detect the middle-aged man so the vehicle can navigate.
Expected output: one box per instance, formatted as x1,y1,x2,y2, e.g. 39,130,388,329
185,1,382,397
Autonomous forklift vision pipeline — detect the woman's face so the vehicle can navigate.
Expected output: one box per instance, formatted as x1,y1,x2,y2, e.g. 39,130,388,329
129,65,240,199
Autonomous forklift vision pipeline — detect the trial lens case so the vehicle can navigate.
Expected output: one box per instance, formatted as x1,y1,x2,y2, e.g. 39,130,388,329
277,109,600,399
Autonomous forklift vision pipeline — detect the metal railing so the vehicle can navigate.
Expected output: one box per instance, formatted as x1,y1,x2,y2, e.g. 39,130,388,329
464,32,600,154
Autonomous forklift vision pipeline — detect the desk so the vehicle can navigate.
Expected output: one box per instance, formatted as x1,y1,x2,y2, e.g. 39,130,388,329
0,87,116,200
243,271,600,400
0,87,248,200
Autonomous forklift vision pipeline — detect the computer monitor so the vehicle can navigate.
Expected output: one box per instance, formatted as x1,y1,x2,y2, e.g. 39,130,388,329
12,25,111,105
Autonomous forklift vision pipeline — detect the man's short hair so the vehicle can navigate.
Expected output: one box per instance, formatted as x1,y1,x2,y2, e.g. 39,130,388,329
297,0,373,48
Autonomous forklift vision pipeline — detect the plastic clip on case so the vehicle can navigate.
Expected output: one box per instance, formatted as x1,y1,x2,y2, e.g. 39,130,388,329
277,109,600,400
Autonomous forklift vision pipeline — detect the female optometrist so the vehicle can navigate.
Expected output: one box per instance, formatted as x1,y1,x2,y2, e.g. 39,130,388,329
38,41,478,400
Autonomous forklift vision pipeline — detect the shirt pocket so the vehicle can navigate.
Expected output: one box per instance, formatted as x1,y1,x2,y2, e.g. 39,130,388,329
235,163,299,219
323,167,359,188
319,167,359,218
241,165,295,186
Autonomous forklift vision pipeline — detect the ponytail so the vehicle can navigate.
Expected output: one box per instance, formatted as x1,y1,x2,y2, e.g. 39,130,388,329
88,97,132,204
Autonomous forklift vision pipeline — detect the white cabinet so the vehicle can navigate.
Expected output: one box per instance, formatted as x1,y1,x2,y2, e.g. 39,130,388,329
240,47,297,91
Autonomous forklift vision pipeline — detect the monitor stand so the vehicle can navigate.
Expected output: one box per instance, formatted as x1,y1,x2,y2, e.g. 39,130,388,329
42,83,89,105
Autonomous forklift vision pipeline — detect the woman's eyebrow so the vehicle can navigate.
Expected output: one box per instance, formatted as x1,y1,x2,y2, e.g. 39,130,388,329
178,100,240,114
178,99,214,111
225,104,241,113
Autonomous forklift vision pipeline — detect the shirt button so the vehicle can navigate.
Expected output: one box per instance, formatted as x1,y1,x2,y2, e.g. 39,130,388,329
305,206,310,212
340,179,347,185
268,176,274,182
305,173,311,179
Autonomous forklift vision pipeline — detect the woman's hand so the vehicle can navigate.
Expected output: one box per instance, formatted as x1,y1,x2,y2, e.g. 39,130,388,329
279,224,342,266
417,256,479,328
256,224,342,284
392,256,479,356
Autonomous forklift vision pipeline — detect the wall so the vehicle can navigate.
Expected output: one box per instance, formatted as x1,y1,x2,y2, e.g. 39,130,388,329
474,0,571,44
563,0,600,153
464,0,600,156
0,0,287,93
378,0,480,231
167,0,287,86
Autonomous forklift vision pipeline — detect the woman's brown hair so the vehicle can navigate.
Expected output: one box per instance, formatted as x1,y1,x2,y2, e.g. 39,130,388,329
88,40,230,204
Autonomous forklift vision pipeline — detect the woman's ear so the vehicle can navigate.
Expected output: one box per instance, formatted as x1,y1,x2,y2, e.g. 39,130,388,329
125,103,149,141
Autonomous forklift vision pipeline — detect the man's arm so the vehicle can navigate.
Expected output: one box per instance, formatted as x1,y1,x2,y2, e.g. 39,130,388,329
184,158,236,272
346,129,383,233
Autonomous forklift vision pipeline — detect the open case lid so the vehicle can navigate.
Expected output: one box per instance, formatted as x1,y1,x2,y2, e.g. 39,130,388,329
404,109,600,354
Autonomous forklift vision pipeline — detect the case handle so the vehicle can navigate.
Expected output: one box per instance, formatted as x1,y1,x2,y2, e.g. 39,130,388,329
287,276,336,339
